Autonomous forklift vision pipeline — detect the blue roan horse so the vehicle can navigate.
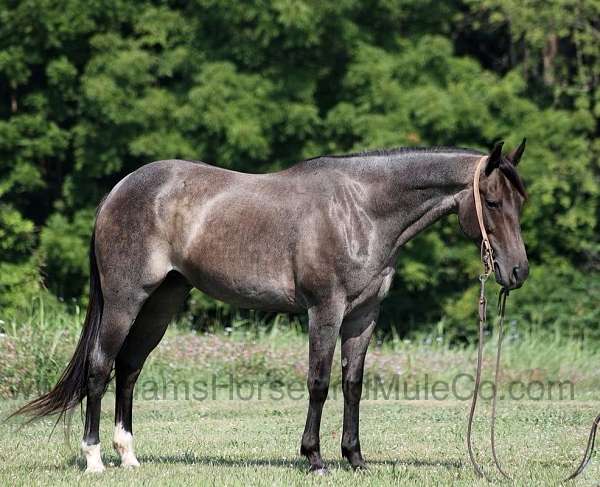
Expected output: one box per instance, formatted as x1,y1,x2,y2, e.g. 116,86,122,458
14,140,528,473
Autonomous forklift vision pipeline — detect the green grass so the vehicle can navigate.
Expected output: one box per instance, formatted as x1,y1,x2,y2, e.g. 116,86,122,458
2,397,600,485
2,300,600,484
3,302,600,402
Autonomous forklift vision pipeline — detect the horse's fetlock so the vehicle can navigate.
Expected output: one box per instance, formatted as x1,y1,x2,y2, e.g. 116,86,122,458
301,436,320,456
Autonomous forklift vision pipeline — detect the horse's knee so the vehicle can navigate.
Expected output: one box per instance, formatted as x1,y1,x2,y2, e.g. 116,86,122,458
342,377,363,404
307,376,330,403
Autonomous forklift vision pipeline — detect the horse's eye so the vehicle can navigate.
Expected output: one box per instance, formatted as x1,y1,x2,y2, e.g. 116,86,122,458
485,199,500,209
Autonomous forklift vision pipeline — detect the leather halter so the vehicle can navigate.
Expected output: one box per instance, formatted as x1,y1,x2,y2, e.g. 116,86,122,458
465,155,598,483
466,155,504,481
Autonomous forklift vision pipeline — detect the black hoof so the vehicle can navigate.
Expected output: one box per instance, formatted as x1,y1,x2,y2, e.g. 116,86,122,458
342,447,367,470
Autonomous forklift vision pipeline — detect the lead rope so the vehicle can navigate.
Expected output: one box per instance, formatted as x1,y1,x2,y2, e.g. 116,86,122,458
484,278,600,484
466,263,493,481
468,155,599,483
490,288,511,480
563,414,600,481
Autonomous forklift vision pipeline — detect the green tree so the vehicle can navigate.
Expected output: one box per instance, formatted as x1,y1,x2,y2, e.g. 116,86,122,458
0,0,597,337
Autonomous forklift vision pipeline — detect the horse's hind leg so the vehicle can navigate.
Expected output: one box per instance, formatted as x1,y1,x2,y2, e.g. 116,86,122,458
82,246,173,472
113,272,191,468
82,295,149,473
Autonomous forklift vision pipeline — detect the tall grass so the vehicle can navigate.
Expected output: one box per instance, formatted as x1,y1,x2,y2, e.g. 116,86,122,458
0,295,82,399
1,294,599,401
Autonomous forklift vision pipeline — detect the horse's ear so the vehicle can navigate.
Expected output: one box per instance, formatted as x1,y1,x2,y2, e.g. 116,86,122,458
507,138,526,166
485,140,504,176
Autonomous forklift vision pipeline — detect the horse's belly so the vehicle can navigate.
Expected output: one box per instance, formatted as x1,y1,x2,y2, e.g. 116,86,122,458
181,263,301,312
178,224,301,312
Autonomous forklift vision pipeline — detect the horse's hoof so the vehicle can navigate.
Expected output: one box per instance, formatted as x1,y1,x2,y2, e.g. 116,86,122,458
309,466,329,475
85,464,106,474
343,449,367,470
82,442,105,473
120,453,140,468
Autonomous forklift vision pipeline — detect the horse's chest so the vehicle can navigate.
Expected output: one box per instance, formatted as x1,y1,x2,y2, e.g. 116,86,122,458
345,266,395,313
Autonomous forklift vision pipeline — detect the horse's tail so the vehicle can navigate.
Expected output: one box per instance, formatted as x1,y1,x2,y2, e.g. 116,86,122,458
10,222,104,423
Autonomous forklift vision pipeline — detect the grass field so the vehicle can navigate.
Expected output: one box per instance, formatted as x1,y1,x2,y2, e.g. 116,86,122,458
2,303,600,485
2,396,600,486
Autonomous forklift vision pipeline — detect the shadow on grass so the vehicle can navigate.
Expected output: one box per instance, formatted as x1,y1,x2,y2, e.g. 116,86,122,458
133,453,464,471
63,451,577,476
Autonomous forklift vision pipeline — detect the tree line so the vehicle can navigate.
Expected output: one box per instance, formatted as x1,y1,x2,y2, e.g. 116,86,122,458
1,0,598,338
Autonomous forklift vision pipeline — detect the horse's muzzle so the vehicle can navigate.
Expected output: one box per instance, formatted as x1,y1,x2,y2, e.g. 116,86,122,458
495,261,528,289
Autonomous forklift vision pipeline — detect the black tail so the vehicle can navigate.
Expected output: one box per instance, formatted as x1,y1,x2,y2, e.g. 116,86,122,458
10,227,104,423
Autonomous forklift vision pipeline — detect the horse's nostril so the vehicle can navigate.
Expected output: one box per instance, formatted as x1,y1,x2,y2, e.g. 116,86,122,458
512,266,520,281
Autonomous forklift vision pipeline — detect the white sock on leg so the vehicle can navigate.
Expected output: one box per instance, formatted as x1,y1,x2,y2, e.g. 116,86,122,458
113,422,140,468
81,442,105,473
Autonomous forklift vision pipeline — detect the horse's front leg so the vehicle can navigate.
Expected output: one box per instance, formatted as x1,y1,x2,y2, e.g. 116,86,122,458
340,304,379,469
300,299,345,473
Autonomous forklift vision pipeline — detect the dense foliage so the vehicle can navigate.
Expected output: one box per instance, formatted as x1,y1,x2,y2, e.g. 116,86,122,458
1,0,598,338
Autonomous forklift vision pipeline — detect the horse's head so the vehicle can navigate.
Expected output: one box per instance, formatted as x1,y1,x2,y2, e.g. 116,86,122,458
458,139,529,290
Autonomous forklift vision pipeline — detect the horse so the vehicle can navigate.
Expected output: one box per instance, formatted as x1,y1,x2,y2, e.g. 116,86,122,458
13,140,529,473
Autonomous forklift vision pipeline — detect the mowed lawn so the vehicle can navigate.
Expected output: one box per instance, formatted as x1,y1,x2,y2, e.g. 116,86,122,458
1,396,599,486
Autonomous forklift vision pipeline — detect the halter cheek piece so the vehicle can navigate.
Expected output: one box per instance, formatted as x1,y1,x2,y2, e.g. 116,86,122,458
465,156,599,483
472,156,494,277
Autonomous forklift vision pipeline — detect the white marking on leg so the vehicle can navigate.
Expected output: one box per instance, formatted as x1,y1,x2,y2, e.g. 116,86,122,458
81,441,105,473
113,422,140,468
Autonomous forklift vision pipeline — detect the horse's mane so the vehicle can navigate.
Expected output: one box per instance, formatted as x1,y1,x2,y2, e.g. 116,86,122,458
303,146,526,197
314,146,485,159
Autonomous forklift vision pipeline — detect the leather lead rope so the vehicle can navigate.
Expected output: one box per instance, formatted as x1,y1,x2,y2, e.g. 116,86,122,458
490,288,511,480
467,155,598,482
466,269,493,481
563,414,600,481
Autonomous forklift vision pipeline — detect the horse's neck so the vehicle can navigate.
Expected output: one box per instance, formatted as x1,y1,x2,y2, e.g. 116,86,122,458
369,152,479,254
